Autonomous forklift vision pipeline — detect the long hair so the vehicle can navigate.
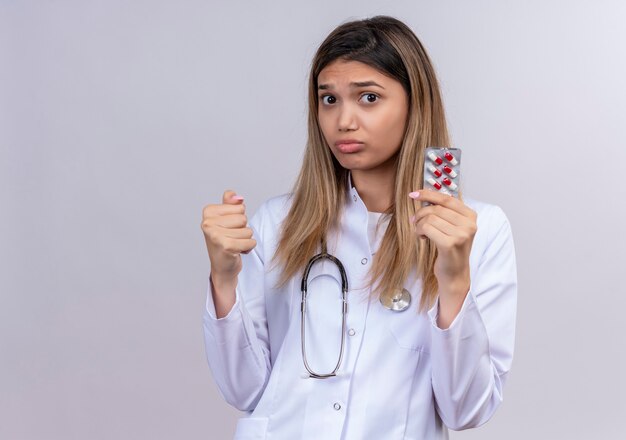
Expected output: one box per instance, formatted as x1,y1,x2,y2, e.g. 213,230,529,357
269,15,457,313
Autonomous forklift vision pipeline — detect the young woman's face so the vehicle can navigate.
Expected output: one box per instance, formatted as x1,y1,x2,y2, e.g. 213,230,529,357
317,59,409,173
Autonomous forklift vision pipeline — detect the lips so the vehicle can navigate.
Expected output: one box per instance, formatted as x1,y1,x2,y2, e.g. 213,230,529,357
337,143,363,153
335,139,364,154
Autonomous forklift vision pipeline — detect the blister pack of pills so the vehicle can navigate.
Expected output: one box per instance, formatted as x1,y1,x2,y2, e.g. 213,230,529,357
422,147,462,203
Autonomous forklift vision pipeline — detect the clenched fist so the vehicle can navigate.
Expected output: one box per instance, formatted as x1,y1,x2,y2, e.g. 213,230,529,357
201,190,257,287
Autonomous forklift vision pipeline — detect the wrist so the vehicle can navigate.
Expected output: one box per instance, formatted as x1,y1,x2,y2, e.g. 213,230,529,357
438,272,470,298
435,276,470,330
210,272,238,292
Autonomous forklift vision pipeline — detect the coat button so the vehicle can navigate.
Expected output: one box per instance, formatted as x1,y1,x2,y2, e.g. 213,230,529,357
361,257,368,265
333,402,341,410
352,194,357,202
348,328,356,336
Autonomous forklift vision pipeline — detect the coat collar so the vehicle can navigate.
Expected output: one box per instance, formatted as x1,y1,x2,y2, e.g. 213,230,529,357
344,170,368,230
347,170,360,202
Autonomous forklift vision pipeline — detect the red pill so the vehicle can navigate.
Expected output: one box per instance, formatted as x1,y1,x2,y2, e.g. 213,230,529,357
442,177,458,190
444,152,458,165
426,177,442,190
427,151,443,165
443,165,457,178
427,164,442,177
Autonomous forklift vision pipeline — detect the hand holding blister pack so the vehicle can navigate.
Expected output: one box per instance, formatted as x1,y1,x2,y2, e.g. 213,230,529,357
422,146,462,206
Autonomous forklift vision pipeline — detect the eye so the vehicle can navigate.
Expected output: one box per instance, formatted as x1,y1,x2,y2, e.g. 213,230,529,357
320,95,336,105
359,93,379,104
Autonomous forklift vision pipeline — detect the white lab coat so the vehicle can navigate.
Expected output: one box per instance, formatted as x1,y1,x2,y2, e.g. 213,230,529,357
203,173,517,440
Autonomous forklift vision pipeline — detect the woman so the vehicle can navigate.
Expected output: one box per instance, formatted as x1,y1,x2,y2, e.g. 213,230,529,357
201,15,517,439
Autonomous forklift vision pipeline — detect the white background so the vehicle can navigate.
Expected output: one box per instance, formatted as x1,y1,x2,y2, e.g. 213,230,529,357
1,1,624,438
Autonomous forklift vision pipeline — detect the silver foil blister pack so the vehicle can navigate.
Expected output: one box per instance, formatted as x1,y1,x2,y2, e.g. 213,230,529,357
422,147,462,204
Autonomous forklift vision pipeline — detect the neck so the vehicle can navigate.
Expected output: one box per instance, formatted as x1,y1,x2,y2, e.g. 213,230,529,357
350,163,396,213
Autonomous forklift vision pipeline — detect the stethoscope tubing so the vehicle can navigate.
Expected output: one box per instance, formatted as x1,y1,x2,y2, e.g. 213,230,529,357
300,248,348,379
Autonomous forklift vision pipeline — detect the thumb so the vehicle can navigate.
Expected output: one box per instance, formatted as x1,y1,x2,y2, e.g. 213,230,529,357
222,189,245,205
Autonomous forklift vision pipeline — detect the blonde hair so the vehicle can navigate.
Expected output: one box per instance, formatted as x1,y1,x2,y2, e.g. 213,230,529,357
269,15,459,313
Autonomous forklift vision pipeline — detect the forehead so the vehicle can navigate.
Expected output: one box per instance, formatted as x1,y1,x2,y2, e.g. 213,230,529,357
317,59,388,84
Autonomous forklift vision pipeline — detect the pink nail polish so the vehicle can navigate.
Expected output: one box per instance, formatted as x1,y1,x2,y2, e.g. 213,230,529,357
408,191,420,199
232,195,244,201
410,215,416,223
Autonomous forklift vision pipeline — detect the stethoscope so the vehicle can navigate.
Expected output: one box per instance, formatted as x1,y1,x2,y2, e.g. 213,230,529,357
300,239,412,379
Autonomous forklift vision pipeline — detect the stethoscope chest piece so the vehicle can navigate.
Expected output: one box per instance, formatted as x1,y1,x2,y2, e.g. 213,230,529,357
380,287,412,312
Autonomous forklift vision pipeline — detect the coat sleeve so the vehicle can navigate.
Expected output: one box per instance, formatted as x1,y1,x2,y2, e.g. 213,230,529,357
202,203,272,412
427,204,517,430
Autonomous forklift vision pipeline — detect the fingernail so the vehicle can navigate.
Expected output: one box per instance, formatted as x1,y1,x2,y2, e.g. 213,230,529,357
232,195,244,201
408,191,420,199
410,215,416,223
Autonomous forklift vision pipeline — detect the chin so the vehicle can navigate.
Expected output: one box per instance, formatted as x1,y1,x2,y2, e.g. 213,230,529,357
335,159,367,171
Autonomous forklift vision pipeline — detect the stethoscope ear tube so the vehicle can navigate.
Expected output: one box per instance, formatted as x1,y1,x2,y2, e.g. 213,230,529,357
300,241,349,379
299,237,411,379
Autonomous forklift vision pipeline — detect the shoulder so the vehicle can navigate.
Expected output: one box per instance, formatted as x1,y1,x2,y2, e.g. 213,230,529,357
255,192,293,222
248,192,294,234
261,192,294,215
245,193,294,260
462,196,514,254
462,196,511,231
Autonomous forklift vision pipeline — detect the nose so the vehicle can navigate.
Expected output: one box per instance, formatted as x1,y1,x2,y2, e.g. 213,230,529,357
337,103,358,132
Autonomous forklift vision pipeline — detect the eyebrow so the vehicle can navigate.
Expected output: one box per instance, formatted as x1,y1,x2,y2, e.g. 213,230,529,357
318,81,385,90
